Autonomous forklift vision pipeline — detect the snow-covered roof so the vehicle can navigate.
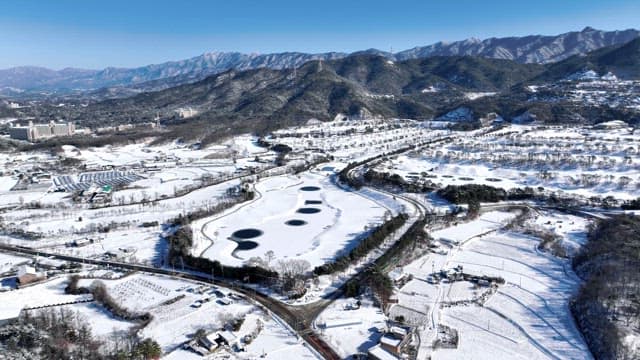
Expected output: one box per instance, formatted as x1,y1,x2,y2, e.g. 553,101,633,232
17,265,37,277
389,325,408,337
388,268,406,281
380,334,402,347
36,258,66,268
368,344,399,360
218,330,237,344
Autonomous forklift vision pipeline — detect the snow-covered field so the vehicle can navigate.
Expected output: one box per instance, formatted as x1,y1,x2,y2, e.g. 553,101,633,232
0,176,17,191
1,119,636,358
393,210,592,359
78,273,319,358
0,276,92,310
1,272,318,359
374,124,640,200
271,118,449,161
198,171,393,267
0,252,31,274
60,135,271,168
316,297,387,358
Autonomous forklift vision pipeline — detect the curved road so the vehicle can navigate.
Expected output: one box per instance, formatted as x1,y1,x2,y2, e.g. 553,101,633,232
0,242,341,360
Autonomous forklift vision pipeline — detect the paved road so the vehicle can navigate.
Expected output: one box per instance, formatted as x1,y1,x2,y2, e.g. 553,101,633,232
0,242,341,360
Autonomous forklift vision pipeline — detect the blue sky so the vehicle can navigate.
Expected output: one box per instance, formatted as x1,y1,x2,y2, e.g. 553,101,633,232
1,0,638,69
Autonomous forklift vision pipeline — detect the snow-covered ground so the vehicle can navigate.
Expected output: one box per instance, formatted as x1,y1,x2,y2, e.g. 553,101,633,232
0,271,319,359
0,252,31,274
0,276,92,310
374,124,640,200
0,120,636,358
78,272,319,358
316,297,387,358
164,311,319,360
60,302,133,337
432,211,515,245
198,171,394,267
393,210,592,359
526,210,592,257
60,135,271,168
0,176,17,191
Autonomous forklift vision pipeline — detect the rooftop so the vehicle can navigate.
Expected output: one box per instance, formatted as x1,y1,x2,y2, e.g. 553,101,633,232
368,344,399,360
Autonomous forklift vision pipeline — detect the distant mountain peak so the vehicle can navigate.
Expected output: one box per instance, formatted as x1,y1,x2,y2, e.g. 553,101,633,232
1,27,638,98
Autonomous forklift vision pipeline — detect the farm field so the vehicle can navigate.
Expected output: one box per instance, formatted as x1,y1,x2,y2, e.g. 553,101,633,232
0,271,318,359
391,210,592,359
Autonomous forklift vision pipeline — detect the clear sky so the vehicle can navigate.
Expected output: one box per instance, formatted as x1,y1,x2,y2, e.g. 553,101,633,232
1,0,638,69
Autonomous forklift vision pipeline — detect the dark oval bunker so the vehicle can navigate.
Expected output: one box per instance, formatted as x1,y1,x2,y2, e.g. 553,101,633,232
285,219,307,226
231,228,263,239
296,208,321,214
300,186,321,192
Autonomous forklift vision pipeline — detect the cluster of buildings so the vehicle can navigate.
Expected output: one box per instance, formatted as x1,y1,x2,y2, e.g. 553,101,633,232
95,119,160,134
7,119,163,142
185,330,239,356
8,121,75,141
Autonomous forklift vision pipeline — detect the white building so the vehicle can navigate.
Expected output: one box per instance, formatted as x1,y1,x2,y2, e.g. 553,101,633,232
9,121,75,141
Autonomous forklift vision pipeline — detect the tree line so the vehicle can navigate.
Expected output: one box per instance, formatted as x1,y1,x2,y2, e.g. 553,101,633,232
65,276,153,329
571,214,640,360
338,144,420,189
0,307,161,360
313,213,408,275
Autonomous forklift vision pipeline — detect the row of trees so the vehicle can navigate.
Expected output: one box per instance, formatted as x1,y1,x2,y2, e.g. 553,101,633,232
344,265,394,306
374,218,430,268
313,213,408,275
621,197,640,210
363,169,435,193
437,184,509,204
342,218,430,305
338,143,422,189
66,276,153,329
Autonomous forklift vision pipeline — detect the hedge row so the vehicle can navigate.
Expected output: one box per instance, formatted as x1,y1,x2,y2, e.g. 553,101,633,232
313,213,409,275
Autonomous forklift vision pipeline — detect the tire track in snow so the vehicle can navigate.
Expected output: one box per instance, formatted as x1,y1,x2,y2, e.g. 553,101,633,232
495,290,584,352
484,306,562,360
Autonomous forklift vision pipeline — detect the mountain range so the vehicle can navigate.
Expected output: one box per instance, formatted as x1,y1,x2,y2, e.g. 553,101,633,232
0,27,638,97
17,35,639,142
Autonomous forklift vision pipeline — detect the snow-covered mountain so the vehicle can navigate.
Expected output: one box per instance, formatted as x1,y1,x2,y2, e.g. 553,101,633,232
0,27,638,96
395,27,640,64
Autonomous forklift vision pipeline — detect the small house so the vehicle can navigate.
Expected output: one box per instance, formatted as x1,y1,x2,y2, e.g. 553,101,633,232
379,325,412,356
17,265,45,286
215,330,237,347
